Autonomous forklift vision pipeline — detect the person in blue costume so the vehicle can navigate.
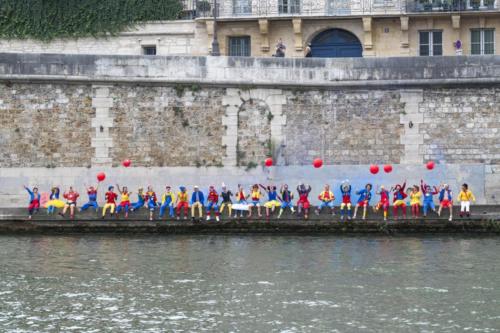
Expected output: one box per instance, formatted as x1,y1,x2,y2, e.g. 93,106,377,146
190,186,205,220
131,188,146,212
47,186,60,215
145,186,158,221
260,184,281,218
80,183,99,213
353,183,372,220
339,181,352,221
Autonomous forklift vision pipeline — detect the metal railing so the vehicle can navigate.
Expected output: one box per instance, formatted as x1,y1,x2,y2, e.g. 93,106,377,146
179,0,498,18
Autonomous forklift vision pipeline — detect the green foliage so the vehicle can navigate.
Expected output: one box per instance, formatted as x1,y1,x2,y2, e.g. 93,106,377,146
0,0,183,40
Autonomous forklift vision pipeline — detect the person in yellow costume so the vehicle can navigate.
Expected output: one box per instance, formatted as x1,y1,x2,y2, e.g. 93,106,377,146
260,184,281,218
315,184,335,216
409,185,422,218
46,186,64,214
159,185,175,218
457,183,475,218
247,184,262,218
115,184,132,218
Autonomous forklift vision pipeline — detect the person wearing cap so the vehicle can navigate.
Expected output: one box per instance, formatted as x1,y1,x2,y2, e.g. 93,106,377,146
438,183,453,221
159,185,175,219
190,186,205,220
206,185,220,221
176,186,189,220
102,185,118,218
145,185,158,221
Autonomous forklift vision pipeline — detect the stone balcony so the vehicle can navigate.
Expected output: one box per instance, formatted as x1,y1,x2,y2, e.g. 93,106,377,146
180,0,499,19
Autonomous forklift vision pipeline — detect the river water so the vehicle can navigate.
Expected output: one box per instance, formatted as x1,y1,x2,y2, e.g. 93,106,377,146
0,235,499,332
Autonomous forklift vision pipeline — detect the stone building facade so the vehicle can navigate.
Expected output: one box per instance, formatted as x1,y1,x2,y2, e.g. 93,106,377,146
0,1,498,58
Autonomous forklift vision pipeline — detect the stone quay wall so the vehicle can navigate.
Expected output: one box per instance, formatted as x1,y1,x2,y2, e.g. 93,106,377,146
0,53,499,206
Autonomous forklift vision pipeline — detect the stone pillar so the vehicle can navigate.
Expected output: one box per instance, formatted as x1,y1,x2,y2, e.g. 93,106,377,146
399,89,424,164
221,89,241,166
362,17,374,57
91,85,114,167
400,16,410,56
451,15,461,55
292,18,303,52
205,20,215,54
258,19,270,53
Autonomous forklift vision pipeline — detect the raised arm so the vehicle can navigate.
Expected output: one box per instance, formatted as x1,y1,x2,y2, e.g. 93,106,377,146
116,184,122,194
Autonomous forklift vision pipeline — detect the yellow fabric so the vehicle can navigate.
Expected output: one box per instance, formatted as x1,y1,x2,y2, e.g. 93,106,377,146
340,202,352,209
102,203,116,216
394,199,406,206
220,203,232,215
457,190,475,202
121,192,130,202
191,202,203,217
177,192,188,203
264,200,281,208
410,192,422,205
251,190,261,200
45,199,65,208
319,191,334,201
162,192,175,204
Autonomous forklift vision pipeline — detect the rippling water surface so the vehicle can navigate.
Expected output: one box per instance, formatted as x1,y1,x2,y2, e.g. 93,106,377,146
0,235,499,332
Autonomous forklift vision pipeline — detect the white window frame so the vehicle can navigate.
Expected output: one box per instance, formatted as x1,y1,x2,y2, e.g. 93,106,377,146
471,28,495,55
419,30,443,56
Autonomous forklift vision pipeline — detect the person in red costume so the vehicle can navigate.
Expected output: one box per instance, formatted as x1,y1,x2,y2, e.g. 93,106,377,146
59,186,80,219
296,183,312,220
206,185,220,222
374,185,391,221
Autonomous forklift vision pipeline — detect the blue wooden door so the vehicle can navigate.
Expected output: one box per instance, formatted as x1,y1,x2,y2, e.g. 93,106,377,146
310,29,362,58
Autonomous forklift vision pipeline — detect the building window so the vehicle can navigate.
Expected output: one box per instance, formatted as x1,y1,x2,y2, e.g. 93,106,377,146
419,31,442,56
471,29,495,55
233,0,251,15
142,45,157,55
278,0,300,14
228,36,251,56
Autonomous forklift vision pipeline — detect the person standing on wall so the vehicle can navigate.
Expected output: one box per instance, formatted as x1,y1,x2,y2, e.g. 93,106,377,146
274,38,286,57
304,43,312,58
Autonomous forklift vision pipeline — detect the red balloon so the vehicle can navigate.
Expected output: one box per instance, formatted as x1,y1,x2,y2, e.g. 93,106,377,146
370,164,379,174
122,159,131,167
96,172,106,182
383,164,393,173
313,158,323,168
426,161,435,170
264,158,273,167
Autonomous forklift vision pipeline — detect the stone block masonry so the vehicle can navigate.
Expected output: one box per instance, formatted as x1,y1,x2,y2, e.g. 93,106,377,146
0,53,498,205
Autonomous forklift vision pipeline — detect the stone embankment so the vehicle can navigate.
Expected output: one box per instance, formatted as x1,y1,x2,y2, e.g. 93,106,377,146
1,207,498,235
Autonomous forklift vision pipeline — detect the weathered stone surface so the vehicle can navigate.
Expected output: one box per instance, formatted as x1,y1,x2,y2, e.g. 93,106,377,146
108,86,226,167
0,83,93,167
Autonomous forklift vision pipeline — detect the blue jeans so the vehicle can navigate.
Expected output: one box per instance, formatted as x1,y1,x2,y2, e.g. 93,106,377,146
423,201,435,215
318,201,334,210
116,203,130,214
159,202,174,217
132,201,144,210
81,201,99,211
206,202,219,212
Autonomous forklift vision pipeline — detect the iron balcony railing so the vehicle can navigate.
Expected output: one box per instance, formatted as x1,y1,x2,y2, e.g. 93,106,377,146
179,0,498,18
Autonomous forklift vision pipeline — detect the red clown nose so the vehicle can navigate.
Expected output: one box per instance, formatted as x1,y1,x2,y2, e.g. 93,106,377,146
122,159,131,167
264,158,273,167
426,161,435,170
370,165,379,174
383,164,393,173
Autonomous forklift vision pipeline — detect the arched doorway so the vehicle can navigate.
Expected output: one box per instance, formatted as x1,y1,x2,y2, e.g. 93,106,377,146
310,29,362,58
